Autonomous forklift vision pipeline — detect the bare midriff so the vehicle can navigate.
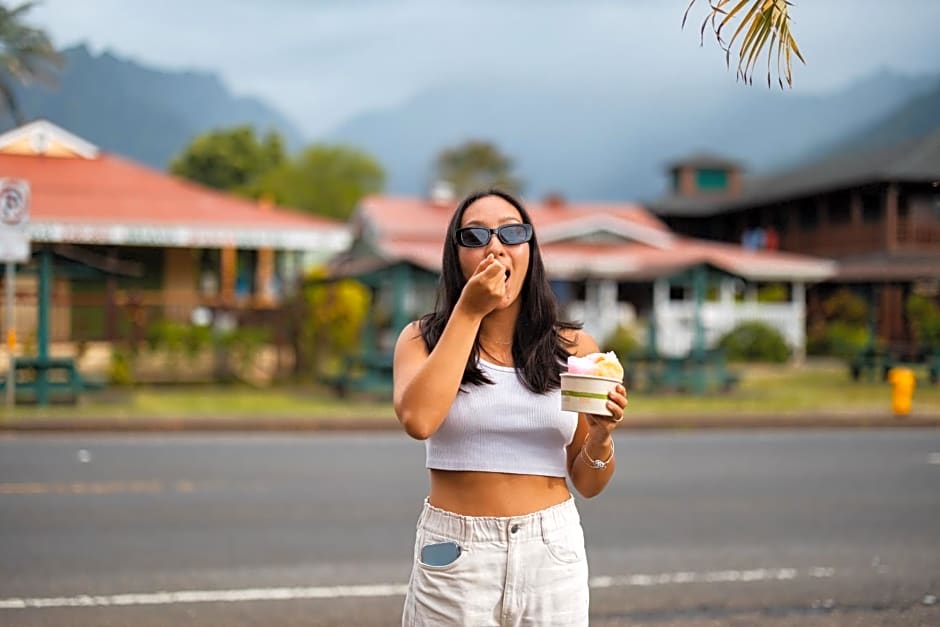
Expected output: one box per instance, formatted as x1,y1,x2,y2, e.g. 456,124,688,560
428,469,571,517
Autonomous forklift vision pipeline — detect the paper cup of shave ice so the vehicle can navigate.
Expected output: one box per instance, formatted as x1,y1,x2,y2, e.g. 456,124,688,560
560,373,620,416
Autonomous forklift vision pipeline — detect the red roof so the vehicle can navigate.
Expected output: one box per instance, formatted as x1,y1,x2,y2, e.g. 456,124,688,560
349,194,836,282
0,120,348,251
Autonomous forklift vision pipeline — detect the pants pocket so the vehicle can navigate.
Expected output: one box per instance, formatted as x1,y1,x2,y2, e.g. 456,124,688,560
416,535,467,572
543,523,587,565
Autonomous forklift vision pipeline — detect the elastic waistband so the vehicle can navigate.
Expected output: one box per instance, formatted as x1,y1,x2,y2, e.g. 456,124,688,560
417,497,580,544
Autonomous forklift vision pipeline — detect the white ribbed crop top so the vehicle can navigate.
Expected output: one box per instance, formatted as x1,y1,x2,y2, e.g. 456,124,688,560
425,358,578,478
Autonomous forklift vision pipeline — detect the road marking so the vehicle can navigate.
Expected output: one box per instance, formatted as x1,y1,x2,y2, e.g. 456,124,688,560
0,480,199,495
0,567,835,610
590,567,832,588
928,453,940,465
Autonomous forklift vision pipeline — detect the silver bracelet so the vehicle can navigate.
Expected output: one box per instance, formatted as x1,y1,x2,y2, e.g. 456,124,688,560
580,436,614,470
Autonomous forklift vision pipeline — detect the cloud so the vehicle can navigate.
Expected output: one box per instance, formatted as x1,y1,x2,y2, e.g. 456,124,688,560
30,0,940,137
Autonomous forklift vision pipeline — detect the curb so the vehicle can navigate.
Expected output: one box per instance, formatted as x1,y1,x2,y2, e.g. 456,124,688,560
2,414,939,433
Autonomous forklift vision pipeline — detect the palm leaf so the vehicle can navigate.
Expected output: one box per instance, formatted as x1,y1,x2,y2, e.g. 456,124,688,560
741,10,774,85
0,2,63,123
684,0,805,88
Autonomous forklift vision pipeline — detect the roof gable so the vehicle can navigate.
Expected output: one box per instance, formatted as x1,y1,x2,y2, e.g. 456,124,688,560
538,213,674,249
653,130,940,217
0,119,99,159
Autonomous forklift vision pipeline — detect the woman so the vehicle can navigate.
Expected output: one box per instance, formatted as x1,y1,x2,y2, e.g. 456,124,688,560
393,189,628,626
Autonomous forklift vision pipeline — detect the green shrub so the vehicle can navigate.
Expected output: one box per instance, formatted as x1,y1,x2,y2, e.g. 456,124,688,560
219,326,271,373
807,288,872,358
808,321,870,359
823,288,869,326
147,320,213,358
757,283,788,303
109,349,135,385
717,321,790,363
907,294,940,350
603,325,642,361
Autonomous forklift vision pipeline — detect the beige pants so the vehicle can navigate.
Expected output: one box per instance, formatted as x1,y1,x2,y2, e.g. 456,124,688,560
402,497,589,626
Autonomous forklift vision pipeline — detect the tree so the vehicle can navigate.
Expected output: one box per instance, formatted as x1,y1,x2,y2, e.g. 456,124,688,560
302,267,371,379
683,0,804,88
0,1,62,125
169,126,285,192
255,144,385,220
433,140,523,198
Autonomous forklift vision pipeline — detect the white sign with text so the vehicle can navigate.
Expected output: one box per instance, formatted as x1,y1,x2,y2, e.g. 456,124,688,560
0,178,30,263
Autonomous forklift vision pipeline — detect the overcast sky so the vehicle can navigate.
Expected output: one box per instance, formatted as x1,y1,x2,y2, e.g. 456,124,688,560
32,0,940,138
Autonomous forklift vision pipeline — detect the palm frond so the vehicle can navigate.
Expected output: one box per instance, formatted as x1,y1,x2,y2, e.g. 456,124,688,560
0,1,62,123
684,0,805,88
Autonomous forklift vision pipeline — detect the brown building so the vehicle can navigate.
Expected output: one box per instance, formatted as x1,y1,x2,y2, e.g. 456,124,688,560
650,131,940,351
0,120,349,384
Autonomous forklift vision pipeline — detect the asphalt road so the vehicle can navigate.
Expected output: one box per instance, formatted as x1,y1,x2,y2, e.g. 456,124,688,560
0,429,938,626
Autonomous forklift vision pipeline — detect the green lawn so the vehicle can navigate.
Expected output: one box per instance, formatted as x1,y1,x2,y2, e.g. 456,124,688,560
1,360,937,428
633,361,940,417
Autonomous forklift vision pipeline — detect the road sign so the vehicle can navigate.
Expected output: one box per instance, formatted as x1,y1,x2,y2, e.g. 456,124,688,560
0,178,29,263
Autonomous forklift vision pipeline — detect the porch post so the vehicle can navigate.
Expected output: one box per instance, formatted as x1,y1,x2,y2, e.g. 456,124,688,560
392,264,411,336
720,278,736,330
885,183,899,251
692,265,706,395
36,247,51,405
792,281,806,364
650,279,669,356
105,249,118,341
255,247,274,306
220,246,236,305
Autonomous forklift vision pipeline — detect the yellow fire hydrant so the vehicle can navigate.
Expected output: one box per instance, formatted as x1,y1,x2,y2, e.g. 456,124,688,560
887,367,916,417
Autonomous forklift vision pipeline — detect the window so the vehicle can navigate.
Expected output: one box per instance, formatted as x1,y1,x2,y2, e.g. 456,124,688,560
696,169,728,191
829,202,851,225
771,207,789,233
798,201,818,229
861,188,882,223
235,249,257,298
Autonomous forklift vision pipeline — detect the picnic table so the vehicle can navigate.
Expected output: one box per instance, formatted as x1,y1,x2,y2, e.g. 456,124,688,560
625,348,740,395
0,356,106,404
850,345,940,384
328,351,394,398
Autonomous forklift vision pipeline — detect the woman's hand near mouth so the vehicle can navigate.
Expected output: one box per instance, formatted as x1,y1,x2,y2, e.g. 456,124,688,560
459,254,508,317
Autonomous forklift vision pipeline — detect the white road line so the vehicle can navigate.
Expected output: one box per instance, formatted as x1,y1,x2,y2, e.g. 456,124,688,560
589,567,833,588
0,567,834,610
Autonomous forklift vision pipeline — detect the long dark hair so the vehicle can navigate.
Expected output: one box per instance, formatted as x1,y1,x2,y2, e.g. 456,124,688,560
418,189,580,393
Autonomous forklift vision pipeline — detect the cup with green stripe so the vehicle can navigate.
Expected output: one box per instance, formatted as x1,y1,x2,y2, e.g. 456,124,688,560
560,373,620,416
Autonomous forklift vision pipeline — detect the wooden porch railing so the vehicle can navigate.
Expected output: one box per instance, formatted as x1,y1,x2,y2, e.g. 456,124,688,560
780,223,881,256
897,218,940,247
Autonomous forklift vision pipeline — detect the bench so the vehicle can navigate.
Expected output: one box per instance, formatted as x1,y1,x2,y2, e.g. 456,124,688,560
0,357,106,404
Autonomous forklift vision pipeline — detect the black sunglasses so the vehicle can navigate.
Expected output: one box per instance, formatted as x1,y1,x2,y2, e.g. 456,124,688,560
455,223,533,248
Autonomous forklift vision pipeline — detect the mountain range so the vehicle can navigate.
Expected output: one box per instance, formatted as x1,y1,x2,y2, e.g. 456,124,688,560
11,44,940,202
8,45,306,170
324,70,940,201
